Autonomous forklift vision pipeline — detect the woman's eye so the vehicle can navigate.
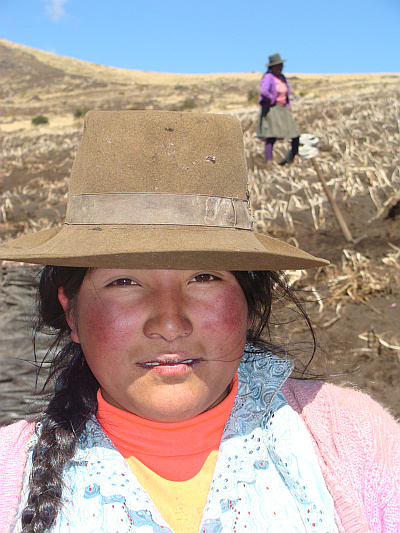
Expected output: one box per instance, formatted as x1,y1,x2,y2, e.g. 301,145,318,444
108,278,137,287
190,273,220,283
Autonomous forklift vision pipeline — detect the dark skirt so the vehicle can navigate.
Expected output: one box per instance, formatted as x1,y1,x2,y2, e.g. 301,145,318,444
257,105,300,139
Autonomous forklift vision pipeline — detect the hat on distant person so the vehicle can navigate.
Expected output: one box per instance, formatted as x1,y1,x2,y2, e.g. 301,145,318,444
0,110,328,271
265,53,286,67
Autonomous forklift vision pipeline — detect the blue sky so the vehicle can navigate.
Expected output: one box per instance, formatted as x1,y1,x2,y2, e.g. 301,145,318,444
1,0,399,74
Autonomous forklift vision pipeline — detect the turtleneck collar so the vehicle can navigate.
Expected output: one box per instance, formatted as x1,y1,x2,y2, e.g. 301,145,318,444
96,376,238,480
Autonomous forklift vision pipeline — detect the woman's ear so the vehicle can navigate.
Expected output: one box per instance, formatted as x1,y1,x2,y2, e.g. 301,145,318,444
58,287,80,344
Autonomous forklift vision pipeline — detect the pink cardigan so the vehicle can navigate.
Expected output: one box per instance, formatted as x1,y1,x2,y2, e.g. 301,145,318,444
1,380,399,533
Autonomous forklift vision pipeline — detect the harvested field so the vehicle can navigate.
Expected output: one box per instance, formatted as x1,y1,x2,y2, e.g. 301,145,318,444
0,38,399,425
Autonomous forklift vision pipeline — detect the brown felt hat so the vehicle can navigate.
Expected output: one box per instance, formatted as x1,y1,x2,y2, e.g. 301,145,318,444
0,110,327,270
265,53,286,67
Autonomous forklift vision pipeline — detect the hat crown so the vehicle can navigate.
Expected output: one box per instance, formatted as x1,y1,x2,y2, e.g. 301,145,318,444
69,111,249,200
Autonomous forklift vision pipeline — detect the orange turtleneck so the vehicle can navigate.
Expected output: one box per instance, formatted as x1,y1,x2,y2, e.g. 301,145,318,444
97,375,237,481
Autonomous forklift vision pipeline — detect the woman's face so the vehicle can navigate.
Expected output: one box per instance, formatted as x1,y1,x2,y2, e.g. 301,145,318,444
58,269,250,422
271,63,283,76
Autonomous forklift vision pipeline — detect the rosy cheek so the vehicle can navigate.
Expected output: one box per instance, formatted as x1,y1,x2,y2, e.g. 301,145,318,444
83,299,144,352
77,298,116,347
199,289,248,340
78,309,108,348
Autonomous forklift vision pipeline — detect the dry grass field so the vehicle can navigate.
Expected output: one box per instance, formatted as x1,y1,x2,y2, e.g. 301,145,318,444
1,37,400,424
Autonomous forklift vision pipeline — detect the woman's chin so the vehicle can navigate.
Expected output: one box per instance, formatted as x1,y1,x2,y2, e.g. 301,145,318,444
123,390,221,423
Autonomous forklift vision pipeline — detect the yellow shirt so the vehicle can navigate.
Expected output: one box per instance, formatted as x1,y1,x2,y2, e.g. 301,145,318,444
127,451,219,533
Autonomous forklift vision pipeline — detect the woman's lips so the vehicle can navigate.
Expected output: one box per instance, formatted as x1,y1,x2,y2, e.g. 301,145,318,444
137,356,202,375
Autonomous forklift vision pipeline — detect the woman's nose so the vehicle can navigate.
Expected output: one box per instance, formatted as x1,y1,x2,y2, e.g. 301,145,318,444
143,290,193,341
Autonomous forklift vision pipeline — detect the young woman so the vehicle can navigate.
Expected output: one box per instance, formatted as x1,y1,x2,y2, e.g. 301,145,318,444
0,110,399,533
257,53,300,166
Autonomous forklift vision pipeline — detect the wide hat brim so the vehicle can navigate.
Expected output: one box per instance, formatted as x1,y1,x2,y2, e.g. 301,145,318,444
265,58,286,67
0,223,327,270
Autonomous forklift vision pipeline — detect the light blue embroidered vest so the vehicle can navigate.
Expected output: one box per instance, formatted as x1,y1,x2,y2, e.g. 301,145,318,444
15,350,339,532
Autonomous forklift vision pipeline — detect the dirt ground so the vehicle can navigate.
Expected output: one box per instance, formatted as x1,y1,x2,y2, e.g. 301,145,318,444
1,38,400,425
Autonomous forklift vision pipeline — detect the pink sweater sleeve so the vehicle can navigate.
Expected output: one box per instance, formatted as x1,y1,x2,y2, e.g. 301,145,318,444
282,379,400,533
0,420,34,532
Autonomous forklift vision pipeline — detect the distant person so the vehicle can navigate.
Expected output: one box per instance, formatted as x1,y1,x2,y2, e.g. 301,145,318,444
257,53,300,167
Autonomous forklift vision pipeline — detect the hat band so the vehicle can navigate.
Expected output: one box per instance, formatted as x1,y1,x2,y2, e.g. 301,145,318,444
65,192,254,230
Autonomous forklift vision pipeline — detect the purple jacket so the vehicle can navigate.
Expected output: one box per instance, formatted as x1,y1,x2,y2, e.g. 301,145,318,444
258,72,290,108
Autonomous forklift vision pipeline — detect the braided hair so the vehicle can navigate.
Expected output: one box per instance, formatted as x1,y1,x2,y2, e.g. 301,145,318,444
21,267,97,532
21,266,316,531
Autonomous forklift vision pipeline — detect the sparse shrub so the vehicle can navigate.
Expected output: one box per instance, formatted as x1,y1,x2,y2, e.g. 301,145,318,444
247,88,259,104
181,97,196,111
73,106,90,119
31,115,49,126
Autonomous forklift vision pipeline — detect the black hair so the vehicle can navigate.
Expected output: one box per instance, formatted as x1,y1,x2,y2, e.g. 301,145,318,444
21,265,317,532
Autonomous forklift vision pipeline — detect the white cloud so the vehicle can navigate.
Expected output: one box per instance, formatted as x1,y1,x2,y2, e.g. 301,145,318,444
43,0,69,22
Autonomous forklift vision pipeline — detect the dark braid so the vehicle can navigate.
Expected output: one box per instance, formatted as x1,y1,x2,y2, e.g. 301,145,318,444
21,266,99,533
21,267,316,531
